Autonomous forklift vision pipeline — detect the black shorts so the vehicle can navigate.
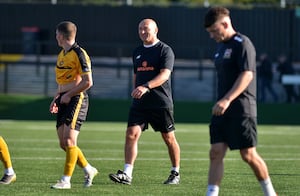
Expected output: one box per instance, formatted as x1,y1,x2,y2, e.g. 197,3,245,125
55,92,89,131
209,115,257,150
127,107,175,133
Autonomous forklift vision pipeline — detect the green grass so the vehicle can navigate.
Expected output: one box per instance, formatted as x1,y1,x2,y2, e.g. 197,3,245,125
0,121,299,195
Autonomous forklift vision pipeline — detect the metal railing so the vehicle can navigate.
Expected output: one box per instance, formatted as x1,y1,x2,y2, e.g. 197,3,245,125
0,56,216,101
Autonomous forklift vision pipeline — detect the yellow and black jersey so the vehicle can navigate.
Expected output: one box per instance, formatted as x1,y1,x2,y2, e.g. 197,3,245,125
56,42,91,85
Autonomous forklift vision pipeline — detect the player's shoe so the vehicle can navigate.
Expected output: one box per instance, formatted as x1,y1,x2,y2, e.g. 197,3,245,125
84,167,99,187
109,170,132,185
163,170,180,185
51,179,71,189
0,173,16,184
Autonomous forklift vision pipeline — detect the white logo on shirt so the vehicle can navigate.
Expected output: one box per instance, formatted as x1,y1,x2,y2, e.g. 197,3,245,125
223,49,232,59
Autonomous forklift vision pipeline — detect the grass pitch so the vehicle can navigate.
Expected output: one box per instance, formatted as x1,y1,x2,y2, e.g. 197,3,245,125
0,120,299,195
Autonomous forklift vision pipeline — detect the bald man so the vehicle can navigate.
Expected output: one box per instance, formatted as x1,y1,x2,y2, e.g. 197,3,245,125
109,18,181,185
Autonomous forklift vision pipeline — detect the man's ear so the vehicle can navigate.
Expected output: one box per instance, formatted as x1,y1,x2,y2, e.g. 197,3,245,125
222,21,228,29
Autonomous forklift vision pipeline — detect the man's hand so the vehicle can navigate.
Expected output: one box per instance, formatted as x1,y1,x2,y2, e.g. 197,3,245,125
60,93,71,104
49,100,58,114
131,86,149,99
212,98,230,116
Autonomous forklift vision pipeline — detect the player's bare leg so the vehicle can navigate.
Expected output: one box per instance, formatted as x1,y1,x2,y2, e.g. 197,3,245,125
161,131,181,184
206,143,227,196
109,125,142,185
240,147,276,196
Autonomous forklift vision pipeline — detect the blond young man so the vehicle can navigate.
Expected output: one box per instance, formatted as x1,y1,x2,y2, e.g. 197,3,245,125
49,21,98,189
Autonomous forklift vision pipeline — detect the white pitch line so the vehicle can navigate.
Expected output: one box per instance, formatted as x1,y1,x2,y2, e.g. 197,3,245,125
7,147,300,157
6,139,300,149
12,157,300,161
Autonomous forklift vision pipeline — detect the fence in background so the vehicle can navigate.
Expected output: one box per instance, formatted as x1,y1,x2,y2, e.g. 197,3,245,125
1,4,300,61
0,55,216,101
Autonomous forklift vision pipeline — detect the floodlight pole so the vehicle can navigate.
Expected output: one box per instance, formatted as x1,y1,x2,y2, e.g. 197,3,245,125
204,0,210,7
126,0,132,6
280,0,286,8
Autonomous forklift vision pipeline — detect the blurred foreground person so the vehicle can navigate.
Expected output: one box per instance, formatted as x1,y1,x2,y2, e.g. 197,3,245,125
204,7,277,196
